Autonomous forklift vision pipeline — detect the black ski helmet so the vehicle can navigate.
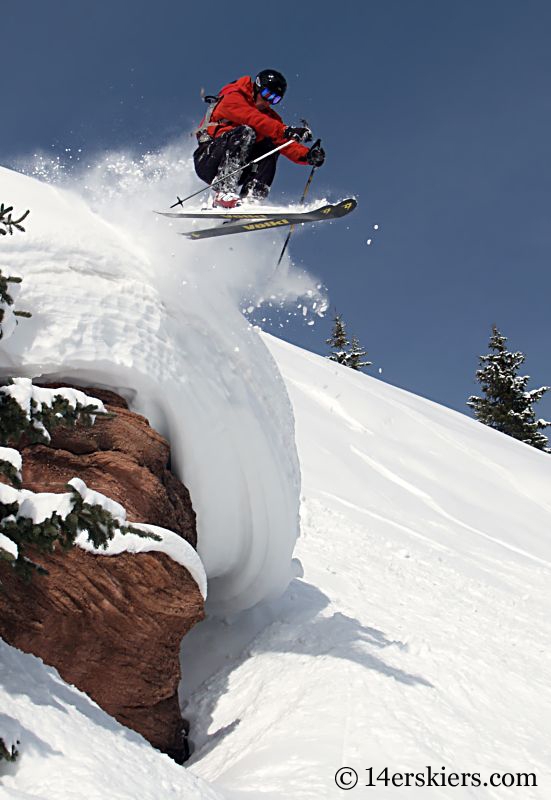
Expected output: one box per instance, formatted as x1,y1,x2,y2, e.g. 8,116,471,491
255,69,287,98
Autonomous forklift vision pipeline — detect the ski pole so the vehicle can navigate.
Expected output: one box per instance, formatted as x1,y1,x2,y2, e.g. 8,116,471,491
276,139,320,266
171,139,294,209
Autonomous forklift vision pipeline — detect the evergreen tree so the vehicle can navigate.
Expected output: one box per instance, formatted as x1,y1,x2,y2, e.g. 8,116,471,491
326,313,349,365
467,325,550,452
347,335,372,372
326,314,372,372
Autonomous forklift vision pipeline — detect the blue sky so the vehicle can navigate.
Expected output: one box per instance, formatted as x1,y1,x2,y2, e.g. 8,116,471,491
2,0,551,421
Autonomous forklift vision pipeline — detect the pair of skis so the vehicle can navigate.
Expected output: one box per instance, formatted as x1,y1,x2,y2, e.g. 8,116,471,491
156,198,357,240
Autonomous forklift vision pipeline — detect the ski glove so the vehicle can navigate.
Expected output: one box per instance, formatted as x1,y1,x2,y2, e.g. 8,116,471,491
284,126,313,144
307,143,325,167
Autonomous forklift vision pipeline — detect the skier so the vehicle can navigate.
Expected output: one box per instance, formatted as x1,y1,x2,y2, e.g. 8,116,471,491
193,69,326,209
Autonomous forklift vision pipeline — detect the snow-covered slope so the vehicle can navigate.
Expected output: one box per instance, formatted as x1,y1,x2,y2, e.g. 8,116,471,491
0,162,304,613
181,335,551,799
0,639,224,800
2,153,551,799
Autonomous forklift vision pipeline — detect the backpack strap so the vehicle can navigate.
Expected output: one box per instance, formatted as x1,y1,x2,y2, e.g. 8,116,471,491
195,95,231,143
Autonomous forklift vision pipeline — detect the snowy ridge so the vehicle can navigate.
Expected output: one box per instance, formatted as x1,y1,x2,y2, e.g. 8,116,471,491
0,161,307,613
265,335,551,569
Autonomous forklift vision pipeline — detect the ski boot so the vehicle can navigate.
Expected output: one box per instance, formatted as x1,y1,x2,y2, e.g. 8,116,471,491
212,191,242,209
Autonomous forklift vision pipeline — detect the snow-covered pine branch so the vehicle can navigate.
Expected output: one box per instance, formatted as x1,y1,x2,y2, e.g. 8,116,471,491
0,711,20,762
0,445,22,488
347,335,372,372
0,204,32,342
0,478,159,576
0,271,31,341
0,378,107,446
0,204,30,237
0,736,19,762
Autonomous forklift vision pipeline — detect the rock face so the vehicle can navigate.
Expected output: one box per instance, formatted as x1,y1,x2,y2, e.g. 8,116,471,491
23,386,196,548
0,387,202,762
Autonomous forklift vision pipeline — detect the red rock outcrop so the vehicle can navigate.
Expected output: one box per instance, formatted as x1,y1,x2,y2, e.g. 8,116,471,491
0,387,202,762
23,386,196,548
0,548,203,761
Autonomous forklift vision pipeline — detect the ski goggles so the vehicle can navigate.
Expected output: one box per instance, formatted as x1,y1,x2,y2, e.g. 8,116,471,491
260,87,283,105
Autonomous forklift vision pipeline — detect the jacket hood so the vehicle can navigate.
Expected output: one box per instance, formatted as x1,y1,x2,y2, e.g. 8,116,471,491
220,75,254,97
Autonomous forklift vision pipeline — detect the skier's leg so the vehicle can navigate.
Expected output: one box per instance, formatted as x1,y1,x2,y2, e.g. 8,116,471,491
194,126,256,188
193,139,223,185
214,126,256,194
239,138,279,200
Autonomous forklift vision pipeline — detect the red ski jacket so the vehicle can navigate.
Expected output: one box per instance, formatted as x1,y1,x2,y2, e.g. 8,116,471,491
198,75,310,165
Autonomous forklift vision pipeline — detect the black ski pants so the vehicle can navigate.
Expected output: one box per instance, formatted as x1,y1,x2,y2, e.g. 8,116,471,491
193,125,279,196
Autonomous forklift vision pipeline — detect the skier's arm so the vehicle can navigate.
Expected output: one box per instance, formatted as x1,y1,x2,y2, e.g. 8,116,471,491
281,139,311,164
217,93,310,164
